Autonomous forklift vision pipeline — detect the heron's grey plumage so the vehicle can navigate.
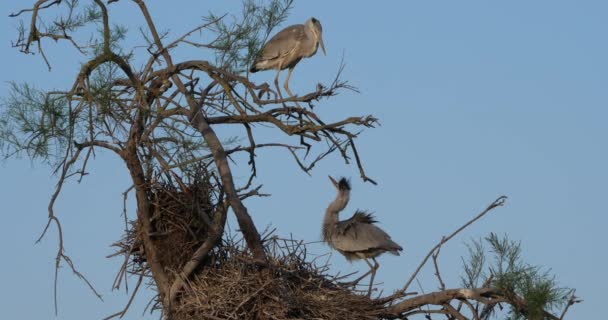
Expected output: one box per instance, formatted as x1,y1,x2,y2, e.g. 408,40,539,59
322,176,403,296
251,18,325,72
250,18,326,102
330,211,402,260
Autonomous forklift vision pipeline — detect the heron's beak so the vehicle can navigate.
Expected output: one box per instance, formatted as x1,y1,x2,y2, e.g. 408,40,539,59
328,175,338,188
319,35,326,56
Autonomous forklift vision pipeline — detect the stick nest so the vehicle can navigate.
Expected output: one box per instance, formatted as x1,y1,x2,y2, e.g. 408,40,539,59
119,177,217,281
171,237,379,320
114,175,379,319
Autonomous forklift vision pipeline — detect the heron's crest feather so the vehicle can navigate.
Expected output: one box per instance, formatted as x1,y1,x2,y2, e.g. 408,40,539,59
351,210,377,225
337,210,377,234
338,177,351,191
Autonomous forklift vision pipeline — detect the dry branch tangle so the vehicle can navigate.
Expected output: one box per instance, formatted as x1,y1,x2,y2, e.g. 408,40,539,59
382,287,563,320
8,1,577,319
10,0,380,315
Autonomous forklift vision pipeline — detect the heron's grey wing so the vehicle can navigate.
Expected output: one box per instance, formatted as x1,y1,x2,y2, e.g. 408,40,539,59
332,212,402,253
331,223,399,253
335,211,377,234
256,25,306,61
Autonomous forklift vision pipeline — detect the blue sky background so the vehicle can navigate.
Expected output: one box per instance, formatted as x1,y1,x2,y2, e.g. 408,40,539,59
1,1,606,318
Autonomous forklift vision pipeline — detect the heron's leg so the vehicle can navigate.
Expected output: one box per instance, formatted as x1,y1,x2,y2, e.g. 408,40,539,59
284,67,303,109
283,67,293,96
282,66,310,151
283,67,300,101
274,69,287,107
338,267,373,287
298,112,312,157
366,258,380,297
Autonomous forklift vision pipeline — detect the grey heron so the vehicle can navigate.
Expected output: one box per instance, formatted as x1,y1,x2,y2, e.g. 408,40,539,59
250,17,326,102
322,176,403,297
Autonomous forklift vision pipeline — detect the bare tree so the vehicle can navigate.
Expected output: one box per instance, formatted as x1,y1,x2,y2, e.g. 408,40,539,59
2,1,578,319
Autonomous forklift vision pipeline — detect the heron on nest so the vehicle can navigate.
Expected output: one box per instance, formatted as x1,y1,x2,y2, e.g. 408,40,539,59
322,176,403,297
250,17,326,102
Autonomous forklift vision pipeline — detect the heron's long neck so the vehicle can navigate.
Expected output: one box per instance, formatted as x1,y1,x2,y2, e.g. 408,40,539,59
323,188,350,235
303,27,319,57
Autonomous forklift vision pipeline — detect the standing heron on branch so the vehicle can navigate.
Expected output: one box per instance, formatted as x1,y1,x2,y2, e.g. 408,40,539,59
250,17,326,102
322,176,403,297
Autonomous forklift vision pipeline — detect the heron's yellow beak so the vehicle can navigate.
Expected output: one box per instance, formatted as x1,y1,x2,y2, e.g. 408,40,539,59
319,36,326,56
328,175,338,188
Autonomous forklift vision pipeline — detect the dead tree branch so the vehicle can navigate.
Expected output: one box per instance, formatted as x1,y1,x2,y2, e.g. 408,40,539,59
397,196,507,296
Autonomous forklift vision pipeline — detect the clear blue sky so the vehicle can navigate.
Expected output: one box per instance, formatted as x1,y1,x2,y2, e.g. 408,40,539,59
1,1,606,318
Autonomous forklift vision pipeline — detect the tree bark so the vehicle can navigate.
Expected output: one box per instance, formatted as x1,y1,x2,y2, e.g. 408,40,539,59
133,0,266,262
189,111,266,261
122,149,170,297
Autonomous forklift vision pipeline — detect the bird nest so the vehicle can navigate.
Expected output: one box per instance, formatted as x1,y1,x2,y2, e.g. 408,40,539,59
170,236,380,320
148,181,216,276
115,178,217,278
113,175,380,319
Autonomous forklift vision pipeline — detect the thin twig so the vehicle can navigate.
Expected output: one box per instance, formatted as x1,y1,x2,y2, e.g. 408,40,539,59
102,273,143,320
559,289,581,320
432,236,446,290
398,196,507,296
